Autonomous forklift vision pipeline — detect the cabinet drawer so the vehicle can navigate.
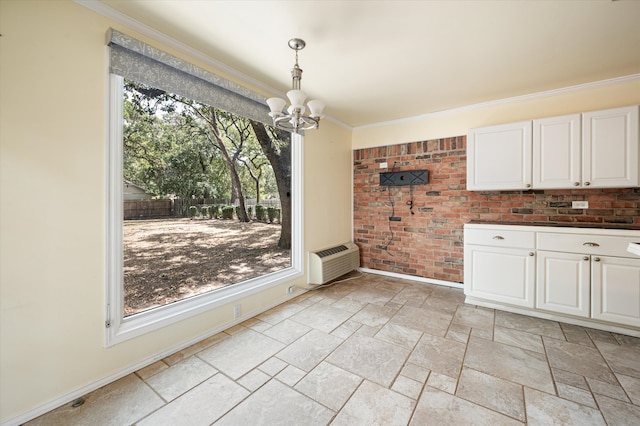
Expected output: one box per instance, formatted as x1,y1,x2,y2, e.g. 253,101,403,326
537,232,639,257
465,228,535,249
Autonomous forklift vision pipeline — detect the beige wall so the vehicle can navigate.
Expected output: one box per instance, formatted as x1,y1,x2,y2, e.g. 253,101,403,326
304,124,354,250
1,0,638,423
0,1,352,422
353,78,640,149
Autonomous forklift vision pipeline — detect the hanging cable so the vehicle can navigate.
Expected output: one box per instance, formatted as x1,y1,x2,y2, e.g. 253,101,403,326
382,161,399,254
408,184,415,215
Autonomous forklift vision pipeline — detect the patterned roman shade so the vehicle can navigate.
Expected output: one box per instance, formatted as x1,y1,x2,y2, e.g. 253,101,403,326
107,28,271,125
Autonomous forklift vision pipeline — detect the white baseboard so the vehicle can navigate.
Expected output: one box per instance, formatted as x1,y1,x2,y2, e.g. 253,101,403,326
359,267,463,289
0,290,306,426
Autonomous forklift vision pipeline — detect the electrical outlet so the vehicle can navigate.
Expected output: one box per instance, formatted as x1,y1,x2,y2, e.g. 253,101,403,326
380,162,388,169
233,304,241,318
572,201,589,209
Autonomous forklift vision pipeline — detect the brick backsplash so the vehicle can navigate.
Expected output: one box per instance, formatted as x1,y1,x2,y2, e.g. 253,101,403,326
353,136,640,283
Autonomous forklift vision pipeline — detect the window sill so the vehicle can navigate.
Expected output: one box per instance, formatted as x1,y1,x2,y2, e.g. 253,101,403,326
106,266,302,346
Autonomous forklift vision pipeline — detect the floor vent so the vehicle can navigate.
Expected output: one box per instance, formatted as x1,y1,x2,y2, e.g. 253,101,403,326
308,242,360,285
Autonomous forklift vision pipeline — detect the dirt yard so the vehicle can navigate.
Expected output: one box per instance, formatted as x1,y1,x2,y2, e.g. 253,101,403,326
123,218,291,316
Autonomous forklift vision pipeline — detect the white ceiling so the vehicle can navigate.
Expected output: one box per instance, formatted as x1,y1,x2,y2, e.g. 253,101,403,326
97,0,640,128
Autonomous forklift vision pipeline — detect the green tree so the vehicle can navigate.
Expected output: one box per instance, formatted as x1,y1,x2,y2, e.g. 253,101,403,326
123,80,291,247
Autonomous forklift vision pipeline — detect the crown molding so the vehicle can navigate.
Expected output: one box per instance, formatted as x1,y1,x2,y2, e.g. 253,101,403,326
355,73,640,130
76,0,275,94
74,1,638,134
75,0,352,130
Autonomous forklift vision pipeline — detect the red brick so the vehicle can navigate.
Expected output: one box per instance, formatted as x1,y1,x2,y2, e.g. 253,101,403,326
353,136,637,284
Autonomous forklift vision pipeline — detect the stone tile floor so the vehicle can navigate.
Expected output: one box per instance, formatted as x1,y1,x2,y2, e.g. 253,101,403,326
27,273,640,425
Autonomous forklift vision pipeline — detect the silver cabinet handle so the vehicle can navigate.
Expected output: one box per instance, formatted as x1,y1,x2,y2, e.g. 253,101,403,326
526,184,531,188
583,242,600,247
529,252,534,256
584,182,590,186
583,256,589,261
594,257,600,262
492,236,504,240
574,182,580,186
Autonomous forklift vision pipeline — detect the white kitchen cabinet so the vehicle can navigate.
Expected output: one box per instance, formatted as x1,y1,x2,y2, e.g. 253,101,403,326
464,228,535,308
536,250,590,317
582,105,639,188
464,224,640,336
468,105,638,191
467,121,532,191
592,256,640,327
533,114,581,189
536,231,640,323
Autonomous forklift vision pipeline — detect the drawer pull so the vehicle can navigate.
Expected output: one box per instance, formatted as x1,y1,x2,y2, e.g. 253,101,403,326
492,236,504,240
574,182,580,186
583,242,599,247
594,257,600,262
583,256,589,261
529,252,534,256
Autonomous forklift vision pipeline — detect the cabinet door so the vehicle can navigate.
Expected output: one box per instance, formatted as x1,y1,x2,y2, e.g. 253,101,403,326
582,105,639,188
536,251,590,317
533,114,581,189
464,245,535,308
592,256,640,327
467,121,532,190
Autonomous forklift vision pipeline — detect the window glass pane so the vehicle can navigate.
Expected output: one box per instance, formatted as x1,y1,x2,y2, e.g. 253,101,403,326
122,79,292,317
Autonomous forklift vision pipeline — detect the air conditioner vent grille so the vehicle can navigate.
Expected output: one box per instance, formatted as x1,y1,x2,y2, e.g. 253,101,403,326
308,242,360,285
316,245,348,258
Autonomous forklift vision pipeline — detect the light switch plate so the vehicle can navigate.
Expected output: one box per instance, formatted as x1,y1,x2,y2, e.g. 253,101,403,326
572,201,589,209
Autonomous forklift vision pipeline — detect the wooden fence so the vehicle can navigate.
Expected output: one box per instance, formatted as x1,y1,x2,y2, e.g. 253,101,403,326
124,198,281,220
124,199,173,220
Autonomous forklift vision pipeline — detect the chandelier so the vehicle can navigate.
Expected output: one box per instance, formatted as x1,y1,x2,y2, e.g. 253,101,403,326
267,38,325,134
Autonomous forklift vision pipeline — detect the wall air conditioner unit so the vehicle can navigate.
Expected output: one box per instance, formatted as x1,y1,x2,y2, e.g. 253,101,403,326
308,242,360,285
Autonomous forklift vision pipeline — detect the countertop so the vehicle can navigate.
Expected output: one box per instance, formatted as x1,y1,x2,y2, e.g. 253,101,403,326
468,220,640,231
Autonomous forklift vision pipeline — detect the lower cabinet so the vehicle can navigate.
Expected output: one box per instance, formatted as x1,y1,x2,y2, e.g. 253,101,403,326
464,245,535,308
592,256,640,328
536,250,590,317
464,224,640,334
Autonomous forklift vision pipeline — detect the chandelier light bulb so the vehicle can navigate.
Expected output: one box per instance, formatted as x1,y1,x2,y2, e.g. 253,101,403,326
266,97,286,117
286,89,307,109
307,99,325,119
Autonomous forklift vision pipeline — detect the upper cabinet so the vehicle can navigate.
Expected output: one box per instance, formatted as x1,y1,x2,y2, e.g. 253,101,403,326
468,105,639,191
467,121,532,191
533,113,581,189
583,106,639,188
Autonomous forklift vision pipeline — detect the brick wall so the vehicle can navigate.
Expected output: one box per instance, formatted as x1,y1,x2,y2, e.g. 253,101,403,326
353,136,640,283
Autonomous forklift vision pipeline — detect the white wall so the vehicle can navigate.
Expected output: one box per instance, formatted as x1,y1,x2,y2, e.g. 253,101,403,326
0,1,352,422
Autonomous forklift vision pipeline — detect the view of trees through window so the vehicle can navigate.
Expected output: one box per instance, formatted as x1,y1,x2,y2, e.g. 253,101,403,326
122,79,292,316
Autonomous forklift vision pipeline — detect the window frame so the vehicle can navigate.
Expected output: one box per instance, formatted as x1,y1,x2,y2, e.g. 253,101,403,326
105,74,303,346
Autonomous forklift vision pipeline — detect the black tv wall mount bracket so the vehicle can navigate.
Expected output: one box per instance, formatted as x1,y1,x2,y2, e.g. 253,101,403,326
380,170,428,186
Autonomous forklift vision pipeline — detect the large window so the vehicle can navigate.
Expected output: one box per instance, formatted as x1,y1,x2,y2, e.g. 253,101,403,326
106,31,302,345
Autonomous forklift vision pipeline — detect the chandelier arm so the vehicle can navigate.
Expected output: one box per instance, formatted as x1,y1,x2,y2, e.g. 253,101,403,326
273,115,319,133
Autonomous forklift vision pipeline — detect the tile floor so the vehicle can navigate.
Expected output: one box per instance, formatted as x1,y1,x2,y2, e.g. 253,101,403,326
28,273,640,425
